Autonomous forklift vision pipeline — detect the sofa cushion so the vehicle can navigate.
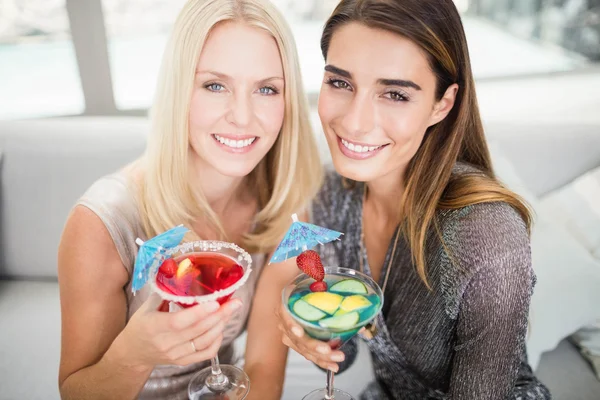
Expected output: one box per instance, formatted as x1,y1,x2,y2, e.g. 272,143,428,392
489,141,600,369
538,165,600,380
539,165,600,260
485,122,600,197
570,321,600,381
0,280,61,399
0,117,148,279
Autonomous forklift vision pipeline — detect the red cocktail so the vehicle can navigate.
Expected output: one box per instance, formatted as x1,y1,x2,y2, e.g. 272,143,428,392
150,240,252,400
155,253,245,307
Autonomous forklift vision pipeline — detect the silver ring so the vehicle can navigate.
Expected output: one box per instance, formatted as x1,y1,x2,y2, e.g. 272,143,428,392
190,339,197,352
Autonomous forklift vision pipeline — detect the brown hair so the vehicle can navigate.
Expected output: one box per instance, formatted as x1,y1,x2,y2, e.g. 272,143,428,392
322,0,531,287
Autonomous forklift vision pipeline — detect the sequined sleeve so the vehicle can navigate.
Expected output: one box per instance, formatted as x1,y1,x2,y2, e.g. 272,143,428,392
448,203,540,399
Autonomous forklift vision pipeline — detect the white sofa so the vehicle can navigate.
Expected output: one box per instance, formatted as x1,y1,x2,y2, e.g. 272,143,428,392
1,117,599,400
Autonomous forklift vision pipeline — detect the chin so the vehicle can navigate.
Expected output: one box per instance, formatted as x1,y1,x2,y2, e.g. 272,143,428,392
213,163,258,178
331,155,378,183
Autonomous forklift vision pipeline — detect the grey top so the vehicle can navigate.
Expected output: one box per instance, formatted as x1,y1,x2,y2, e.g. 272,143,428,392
78,172,265,400
312,166,551,400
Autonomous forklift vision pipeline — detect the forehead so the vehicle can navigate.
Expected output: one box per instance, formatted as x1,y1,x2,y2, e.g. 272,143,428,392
197,21,283,78
327,22,435,89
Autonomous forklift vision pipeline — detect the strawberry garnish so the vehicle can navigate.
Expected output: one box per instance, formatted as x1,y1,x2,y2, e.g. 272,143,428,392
310,281,328,292
159,258,177,277
296,250,324,281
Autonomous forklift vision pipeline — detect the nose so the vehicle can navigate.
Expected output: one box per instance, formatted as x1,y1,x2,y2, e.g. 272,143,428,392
340,92,375,137
227,92,252,128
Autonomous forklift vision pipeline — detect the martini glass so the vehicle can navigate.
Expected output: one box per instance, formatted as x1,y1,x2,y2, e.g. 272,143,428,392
151,240,253,400
282,267,383,400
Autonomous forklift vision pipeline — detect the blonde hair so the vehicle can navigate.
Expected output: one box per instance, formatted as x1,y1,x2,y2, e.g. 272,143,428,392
138,0,322,253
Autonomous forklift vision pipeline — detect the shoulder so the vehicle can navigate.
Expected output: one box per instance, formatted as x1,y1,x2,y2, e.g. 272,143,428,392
75,170,143,270
440,201,530,274
435,201,532,319
79,170,137,211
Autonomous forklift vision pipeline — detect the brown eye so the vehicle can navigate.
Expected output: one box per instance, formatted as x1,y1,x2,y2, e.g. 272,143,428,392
385,91,408,102
326,78,352,91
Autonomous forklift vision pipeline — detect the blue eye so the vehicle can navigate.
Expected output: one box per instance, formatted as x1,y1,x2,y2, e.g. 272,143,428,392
259,86,278,95
205,83,224,92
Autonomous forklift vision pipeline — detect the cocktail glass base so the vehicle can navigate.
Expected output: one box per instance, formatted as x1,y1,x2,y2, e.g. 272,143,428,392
188,364,249,400
302,388,355,400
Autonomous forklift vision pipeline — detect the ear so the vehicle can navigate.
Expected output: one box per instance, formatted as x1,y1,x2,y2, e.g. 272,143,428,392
428,83,459,127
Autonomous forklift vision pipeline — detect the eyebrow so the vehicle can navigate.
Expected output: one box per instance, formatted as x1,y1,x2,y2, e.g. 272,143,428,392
197,70,284,83
378,78,421,91
324,64,422,91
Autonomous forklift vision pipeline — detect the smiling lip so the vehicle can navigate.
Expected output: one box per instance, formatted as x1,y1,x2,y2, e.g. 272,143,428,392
336,135,387,160
212,134,259,154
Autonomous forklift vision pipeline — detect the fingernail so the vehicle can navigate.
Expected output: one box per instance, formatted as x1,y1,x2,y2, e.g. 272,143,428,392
230,300,243,311
291,327,304,337
205,302,220,312
329,365,339,373
331,353,345,362
317,345,330,355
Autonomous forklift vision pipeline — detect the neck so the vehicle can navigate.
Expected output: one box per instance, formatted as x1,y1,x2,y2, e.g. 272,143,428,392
365,168,405,222
190,154,247,217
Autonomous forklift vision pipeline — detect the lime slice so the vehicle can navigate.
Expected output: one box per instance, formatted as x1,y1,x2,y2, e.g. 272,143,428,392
319,311,360,330
302,292,343,314
333,309,347,317
329,279,368,294
292,299,327,322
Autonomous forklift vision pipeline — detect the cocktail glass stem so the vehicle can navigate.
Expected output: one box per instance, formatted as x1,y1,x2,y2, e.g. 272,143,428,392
326,370,335,399
206,355,229,391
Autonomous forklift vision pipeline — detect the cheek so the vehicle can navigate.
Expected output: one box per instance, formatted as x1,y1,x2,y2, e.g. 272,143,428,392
317,90,344,134
189,89,223,129
381,106,430,145
256,98,285,137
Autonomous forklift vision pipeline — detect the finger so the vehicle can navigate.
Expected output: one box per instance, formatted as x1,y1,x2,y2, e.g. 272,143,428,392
285,337,340,373
219,299,243,320
289,334,346,365
167,321,225,361
280,307,305,339
179,312,226,343
316,360,340,373
179,299,242,341
174,334,223,366
191,321,225,352
139,293,166,313
161,301,220,331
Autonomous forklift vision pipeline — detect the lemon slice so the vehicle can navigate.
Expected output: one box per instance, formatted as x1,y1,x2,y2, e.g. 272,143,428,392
176,258,193,278
302,292,343,315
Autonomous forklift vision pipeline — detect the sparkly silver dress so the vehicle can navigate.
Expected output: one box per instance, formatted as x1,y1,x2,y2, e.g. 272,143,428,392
78,173,265,399
311,166,551,400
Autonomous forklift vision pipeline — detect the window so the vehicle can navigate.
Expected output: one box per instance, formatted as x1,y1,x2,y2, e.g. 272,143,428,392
0,0,83,119
1,0,596,120
101,0,187,110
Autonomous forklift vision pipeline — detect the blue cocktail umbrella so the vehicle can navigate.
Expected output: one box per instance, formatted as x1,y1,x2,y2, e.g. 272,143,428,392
269,214,343,264
132,225,189,293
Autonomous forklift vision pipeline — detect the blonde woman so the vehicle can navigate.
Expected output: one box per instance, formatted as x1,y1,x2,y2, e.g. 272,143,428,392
57,0,321,399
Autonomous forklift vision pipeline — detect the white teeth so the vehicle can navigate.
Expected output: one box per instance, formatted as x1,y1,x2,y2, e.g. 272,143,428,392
341,138,382,153
214,134,256,149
